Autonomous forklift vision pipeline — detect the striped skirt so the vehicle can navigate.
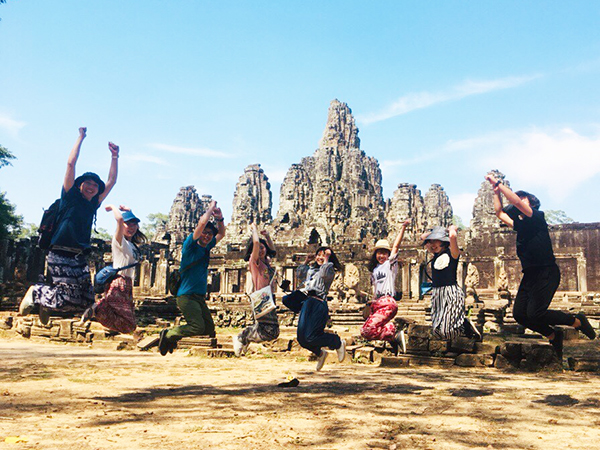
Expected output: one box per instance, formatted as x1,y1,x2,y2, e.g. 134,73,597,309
33,251,95,312
430,284,465,340
94,276,137,334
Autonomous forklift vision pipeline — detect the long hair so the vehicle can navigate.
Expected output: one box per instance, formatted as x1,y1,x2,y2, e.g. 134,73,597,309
315,246,343,271
130,229,148,245
244,238,276,262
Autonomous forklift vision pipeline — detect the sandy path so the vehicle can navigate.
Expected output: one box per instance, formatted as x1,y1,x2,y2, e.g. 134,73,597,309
1,338,600,450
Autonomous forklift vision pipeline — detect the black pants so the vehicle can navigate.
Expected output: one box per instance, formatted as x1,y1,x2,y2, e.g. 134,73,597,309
283,290,341,356
513,264,574,337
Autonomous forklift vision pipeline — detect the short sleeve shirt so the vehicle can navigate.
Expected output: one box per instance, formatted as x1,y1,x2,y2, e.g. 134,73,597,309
51,187,100,249
112,236,138,280
430,249,459,287
512,209,555,270
177,234,216,296
371,256,398,299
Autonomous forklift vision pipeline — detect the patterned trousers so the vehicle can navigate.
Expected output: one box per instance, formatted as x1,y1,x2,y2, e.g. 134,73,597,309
94,276,137,334
238,309,280,345
33,251,94,312
361,295,398,341
430,285,465,340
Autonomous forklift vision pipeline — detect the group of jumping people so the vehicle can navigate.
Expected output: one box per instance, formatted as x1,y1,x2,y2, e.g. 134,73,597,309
18,128,597,371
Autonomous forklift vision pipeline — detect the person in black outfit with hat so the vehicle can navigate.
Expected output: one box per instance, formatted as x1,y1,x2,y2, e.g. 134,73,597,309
20,127,119,324
485,173,596,358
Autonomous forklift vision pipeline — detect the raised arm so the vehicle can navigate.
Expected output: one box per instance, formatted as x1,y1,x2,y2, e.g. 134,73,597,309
193,200,216,241
64,127,86,192
99,142,119,203
105,204,125,244
391,219,410,258
485,174,520,226
448,225,461,259
249,223,261,262
212,205,226,243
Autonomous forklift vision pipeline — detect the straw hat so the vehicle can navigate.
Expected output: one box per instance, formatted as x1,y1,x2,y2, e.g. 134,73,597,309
374,239,392,252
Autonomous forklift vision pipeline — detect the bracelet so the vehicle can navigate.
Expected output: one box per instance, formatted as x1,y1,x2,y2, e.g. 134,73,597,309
112,156,119,159
215,218,224,222
494,180,501,188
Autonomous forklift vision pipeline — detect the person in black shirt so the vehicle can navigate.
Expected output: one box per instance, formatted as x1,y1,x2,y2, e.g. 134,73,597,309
486,173,596,358
421,225,480,340
20,127,119,324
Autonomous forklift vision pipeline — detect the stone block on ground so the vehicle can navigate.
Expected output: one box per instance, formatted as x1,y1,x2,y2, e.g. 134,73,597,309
379,356,410,368
455,353,495,367
0,316,13,330
354,346,375,363
407,336,429,352
429,339,449,354
474,342,498,354
449,337,476,353
59,320,73,338
500,342,523,362
494,354,519,369
521,345,560,370
568,357,600,372
407,324,432,339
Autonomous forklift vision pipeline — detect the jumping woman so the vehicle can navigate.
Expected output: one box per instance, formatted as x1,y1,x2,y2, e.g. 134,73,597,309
283,247,345,371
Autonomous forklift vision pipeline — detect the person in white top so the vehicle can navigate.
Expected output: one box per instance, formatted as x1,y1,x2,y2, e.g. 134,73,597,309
79,205,147,334
361,219,410,355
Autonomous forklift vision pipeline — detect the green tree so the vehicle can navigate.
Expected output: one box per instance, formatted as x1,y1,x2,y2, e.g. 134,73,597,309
452,214,466,230
545,210,574,225
92,227,112,241
0,191,22,239
142,212,169,239
0,145,15,168
18,223,39,239
0,146,22,239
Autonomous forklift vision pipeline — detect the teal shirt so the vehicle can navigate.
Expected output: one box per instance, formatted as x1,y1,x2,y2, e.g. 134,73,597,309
177,234,216,296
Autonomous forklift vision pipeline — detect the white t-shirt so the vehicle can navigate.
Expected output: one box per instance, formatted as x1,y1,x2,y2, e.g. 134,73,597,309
371,256,398,299
112,236,138,280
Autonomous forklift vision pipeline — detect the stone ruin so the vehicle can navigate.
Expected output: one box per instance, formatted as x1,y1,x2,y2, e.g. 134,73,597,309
1,99,600,366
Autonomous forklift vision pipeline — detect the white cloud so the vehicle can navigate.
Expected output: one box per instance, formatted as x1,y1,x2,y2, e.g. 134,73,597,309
0,112,26,138
452,127,600,201
358,74,542,125
149,143,233,159
121,153,170,166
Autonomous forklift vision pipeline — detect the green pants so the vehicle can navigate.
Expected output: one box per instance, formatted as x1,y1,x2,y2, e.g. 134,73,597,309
166,294,215,341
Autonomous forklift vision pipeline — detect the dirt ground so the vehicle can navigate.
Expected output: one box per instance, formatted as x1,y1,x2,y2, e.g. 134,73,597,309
1,335,600,450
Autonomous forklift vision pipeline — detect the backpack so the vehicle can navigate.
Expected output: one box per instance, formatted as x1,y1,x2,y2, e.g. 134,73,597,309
167,258,204,296
94,262,139,294
38,199,62,250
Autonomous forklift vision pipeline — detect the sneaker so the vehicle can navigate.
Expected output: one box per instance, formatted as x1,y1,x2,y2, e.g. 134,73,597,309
158,329,171,356
168,339,177,354
336,339,346,363
315,349,328,371
38,305,50,326
465,319,482,341
549,327,564,360
77,305,96,326
233,335,244,357
399,329,407,354
18,286,35,316
575,312,596,340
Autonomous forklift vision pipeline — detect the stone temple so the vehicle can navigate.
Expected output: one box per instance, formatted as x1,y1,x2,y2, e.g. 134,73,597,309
1,99,599,342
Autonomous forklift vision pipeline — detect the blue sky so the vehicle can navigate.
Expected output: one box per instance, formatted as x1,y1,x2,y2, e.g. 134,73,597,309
1,1,599,233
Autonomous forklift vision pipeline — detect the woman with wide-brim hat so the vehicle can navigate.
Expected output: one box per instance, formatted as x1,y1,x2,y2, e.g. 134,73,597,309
421,225,480,340
20,127,119,324
361,219,410,354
